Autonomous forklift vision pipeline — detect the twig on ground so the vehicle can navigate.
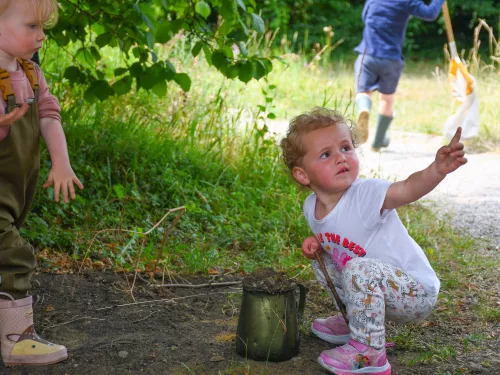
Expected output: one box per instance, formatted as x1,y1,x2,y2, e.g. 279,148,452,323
96,291,239,311
131,310,159,324
42,316,105,333
150,281,242,288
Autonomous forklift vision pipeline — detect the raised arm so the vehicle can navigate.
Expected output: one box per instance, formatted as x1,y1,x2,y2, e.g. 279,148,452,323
383,127,467,210
407,0,445,21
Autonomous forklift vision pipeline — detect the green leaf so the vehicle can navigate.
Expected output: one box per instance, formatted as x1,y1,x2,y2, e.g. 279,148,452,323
156,23,171,44
253,59,267,80
64,66,80,81
212,50,229,71
251,13,264,33
225,65,239,79
152,80,167,97
263,58,273,73
165,60,176,80
76,48,97,68
147,31,154,49
139,72,158,90
195,1,211,19
114,67,128,76
170,19,185,34
236,0,246,11
237,41,248,57
113,184,126,200
174,73,191,92
191,41,203,57
84,80,114,102
112,75,132,96
237,61,255,83
129,62,143,77
90,46,101,61
203,45,212,65
95,32,112,48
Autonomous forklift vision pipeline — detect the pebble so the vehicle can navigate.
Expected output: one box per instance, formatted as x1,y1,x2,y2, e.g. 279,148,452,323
118,350,129,358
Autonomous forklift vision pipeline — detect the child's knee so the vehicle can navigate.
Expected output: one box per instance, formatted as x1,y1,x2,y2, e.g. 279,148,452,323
341,258,381,288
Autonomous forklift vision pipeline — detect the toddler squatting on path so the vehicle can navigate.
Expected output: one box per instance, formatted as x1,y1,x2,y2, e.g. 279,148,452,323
280,108,467,375
0,0,82,367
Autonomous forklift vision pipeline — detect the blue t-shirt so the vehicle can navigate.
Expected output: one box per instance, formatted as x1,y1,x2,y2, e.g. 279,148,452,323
355,0,445,61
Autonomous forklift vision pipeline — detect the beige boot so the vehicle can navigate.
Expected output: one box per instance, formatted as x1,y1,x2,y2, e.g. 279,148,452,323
0,292,67,366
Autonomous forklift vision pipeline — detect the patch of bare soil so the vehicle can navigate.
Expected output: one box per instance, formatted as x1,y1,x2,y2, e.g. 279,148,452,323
2,271,498,375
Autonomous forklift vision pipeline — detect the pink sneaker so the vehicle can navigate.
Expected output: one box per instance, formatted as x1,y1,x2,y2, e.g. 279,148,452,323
318,339,391,374
311,314,350,344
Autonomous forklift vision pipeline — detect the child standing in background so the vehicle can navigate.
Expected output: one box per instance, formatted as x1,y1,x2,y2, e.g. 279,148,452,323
354,0,445,150
0,0,83,366
280,108,466,374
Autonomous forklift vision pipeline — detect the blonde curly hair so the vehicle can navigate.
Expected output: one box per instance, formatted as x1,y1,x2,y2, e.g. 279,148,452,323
0,0,59,28
280,107,357,172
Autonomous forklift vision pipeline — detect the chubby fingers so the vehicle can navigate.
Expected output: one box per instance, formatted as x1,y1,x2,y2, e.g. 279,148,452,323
302,237,320,259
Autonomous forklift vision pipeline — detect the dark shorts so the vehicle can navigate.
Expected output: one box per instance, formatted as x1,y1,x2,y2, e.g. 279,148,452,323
354,54,405,95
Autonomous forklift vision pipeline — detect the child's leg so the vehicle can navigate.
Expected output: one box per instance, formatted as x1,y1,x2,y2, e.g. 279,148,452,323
0,134,67,365
341,257,436,349
0,216,36,297
354,54,378,144
372,58,404,151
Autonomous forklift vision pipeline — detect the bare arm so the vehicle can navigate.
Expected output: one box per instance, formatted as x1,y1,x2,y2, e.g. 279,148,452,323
383,127,467,210
40,118,83,203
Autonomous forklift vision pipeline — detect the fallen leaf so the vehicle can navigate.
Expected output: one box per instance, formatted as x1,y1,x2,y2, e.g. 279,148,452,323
209,355,225,362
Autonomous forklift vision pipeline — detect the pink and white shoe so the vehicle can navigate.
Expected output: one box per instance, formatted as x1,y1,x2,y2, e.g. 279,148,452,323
318,339,391,374
311,314,350,344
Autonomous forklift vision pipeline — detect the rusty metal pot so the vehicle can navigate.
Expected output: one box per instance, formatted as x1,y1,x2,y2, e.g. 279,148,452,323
236,282,306,362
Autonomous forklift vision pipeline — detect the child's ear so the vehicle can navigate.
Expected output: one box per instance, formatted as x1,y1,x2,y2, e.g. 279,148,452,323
292,166,310,186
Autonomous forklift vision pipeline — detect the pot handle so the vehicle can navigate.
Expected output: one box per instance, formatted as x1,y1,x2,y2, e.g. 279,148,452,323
296,283,307,322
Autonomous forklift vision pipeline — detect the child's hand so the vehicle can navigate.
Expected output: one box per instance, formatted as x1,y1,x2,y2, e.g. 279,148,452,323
0,104,29,127
43,164,84,203
435,127,468,176
302,236,321,259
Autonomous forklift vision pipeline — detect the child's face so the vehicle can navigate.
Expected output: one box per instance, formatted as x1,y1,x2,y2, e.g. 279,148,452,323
0,1,46,61
293,123,359,195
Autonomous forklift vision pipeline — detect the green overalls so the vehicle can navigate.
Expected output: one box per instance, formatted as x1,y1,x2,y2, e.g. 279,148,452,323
0,59,41,294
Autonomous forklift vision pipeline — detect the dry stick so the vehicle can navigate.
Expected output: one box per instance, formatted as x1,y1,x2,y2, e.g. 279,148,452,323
95,291,236,311
314,252,349,325
151,281,242,288
128,236,147,301
41,316,106,334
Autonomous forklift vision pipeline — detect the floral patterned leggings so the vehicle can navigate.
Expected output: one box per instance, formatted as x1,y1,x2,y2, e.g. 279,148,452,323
312,255,437,349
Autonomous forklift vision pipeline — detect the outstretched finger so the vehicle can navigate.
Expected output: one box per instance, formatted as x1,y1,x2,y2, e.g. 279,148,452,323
449,127,462,147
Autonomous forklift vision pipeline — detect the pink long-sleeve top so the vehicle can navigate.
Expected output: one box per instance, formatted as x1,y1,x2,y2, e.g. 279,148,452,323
0,60,61,141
